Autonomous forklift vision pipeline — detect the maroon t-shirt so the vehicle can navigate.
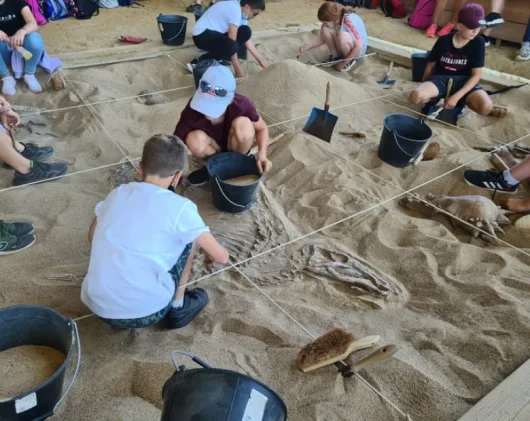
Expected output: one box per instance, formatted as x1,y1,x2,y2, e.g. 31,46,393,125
174,93,260,151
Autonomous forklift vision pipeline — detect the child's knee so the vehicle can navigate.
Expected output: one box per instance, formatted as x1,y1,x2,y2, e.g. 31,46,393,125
23,32,44,51
477,98,493,116
231,117,254,140
185,130,209,156
409,89,423,105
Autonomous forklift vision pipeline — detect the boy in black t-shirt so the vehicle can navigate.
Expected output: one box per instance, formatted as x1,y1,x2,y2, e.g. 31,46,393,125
409,3,506,118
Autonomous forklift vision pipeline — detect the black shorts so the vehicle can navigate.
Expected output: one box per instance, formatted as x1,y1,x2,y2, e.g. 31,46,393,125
427,75,483,102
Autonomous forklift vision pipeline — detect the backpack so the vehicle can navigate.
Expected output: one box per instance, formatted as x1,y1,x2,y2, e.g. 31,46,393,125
408,0,435,29
26,0,47,25
380,0,407,19
45,0,69,20
65,0,99,19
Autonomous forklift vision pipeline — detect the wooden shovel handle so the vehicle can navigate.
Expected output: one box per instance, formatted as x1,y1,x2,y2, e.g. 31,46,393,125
351,344,398,372
445,78,453,101
325,81,331,110
386,62,393,77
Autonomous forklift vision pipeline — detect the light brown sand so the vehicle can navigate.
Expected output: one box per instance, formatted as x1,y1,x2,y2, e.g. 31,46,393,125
1,31,530,421
224,174,260,185
0,346,65,400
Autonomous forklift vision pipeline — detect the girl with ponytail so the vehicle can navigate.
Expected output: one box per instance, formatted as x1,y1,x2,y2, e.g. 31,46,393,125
300,2,368,72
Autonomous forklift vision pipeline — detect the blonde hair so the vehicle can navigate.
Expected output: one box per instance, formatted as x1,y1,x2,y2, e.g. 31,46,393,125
317,2,355,22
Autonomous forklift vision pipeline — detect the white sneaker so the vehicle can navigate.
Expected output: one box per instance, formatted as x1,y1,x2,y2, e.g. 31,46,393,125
2,76,16,96
516,43,530,61
339,59,357,73
23,74,43,93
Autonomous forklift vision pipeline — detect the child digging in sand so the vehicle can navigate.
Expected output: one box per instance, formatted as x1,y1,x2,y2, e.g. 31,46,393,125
410,3,507,119
299,2,367,72
81,134,229,330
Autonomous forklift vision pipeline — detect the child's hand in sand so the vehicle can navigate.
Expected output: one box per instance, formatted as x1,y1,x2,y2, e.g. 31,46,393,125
300,44,311,53
0,96,11,113
1,110,20,129
256,153,272,174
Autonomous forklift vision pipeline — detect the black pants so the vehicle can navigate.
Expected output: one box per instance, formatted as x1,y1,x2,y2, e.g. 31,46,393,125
192,26,252,62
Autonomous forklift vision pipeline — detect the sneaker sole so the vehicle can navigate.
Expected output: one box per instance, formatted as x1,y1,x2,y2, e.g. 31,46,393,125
486,19,504,27
13,172,68,187
464,178,517,194
0,236,36,255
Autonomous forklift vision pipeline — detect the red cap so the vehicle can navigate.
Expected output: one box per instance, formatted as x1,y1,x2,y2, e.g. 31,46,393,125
458,3,486,29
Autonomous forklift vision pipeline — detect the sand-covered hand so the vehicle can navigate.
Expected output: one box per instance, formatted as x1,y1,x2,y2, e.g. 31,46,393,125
256,154,272,174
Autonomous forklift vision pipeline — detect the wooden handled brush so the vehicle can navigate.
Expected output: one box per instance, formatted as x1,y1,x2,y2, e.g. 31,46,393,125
350,344,398,372
296,329,380,373
3,42,32,60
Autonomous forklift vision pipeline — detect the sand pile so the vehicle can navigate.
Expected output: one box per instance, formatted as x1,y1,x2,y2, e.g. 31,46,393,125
0,346,65,400
238,59,376,124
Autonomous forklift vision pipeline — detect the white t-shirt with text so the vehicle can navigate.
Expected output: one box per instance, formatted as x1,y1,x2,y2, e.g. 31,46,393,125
81,182,209,319
192,0,242,36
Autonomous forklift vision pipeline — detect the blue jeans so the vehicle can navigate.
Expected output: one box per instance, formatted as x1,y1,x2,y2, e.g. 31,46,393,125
0,32,44,76
100,243,193,329
524,18,530,43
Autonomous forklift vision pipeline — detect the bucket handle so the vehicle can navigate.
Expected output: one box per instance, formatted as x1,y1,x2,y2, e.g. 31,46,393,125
171,349,212,369
158,18,187,43
390,130,423,158
214,177,256,209
53,320,81,412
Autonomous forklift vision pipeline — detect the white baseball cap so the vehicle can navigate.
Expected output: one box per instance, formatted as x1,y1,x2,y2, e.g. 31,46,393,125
190,65,236,119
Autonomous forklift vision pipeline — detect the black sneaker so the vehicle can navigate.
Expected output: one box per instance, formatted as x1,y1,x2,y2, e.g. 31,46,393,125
0,220,35,237
464,169,519,193
3,143,55,169
322,54,342,67
481,34,492,47
0,231,36,255
167,288,209,329
186,3,201,13
483,12,504,28
13,161,68,186
187,166,209,187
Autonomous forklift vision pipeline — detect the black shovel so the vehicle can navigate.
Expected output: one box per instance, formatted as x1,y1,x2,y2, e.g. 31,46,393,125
426,78,460,125
303,81,338,143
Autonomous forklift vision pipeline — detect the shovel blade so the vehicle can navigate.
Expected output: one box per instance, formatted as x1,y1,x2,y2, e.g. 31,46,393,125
303,108,338,143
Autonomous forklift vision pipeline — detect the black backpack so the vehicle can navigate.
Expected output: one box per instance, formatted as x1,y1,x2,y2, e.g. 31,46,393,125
65,0,99,19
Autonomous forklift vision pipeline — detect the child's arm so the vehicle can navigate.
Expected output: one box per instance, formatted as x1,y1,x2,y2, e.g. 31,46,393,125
253,116,271,173
422,62,436,82
196,232,229,265
300,35,325,52
246,39,266,69
88,217,97,244
228,24,244,78
445,68,482,109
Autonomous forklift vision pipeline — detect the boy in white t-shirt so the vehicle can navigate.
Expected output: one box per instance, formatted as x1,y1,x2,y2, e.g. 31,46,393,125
191,0,266,78
81,135,229,329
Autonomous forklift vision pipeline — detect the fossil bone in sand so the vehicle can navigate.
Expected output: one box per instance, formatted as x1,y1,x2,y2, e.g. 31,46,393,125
400,194,512,241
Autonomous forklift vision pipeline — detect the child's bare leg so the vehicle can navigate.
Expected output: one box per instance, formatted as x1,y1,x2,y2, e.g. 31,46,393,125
0,131,31,173
337,32,355,58
484,0,505,36
227,116,255,153
449,0,468,22
409,82,440,105
507,157,530,183
465,90,494,116
185,130,221,159
321,26,339,56
174,243,196,300
432,0,448,26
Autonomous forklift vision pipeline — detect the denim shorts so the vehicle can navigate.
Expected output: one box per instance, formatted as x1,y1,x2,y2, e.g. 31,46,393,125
100,243,192,329
427,75,482,103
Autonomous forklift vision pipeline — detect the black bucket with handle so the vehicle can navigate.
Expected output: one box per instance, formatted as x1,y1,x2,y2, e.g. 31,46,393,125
0,305,81,421
161,350,287,421
206,152,261,214
378,114,433,168
157,14,187,46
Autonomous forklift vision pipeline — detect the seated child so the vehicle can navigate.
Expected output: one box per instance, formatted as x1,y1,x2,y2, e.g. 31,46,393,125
81,135,229,330
410,3,506,118
190,0,266,78
299,2,368,72
174,65,271,186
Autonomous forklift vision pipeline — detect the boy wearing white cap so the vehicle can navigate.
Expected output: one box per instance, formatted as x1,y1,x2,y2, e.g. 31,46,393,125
174,65,271,186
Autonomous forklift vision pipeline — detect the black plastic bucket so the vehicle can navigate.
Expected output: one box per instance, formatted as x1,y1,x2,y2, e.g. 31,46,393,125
157,14,187,46
0,305,81,421
378,114,433,168
207,152,261,214
411,52,429,82
192,59,220,88
161,351,287,421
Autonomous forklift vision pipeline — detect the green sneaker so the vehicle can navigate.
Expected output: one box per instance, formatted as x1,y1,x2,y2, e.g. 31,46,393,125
0,222,36,255
0,220,35,237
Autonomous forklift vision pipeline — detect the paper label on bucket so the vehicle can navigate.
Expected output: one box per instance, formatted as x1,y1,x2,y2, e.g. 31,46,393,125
241,389,268,421
15,393,37,413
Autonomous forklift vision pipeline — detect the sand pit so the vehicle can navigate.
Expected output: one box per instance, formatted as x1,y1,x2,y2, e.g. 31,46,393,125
0,346,65,400
1,31,530,421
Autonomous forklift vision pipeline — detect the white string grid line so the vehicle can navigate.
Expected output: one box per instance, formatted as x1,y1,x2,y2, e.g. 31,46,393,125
3,56,529,420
